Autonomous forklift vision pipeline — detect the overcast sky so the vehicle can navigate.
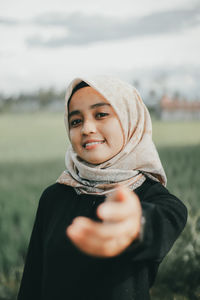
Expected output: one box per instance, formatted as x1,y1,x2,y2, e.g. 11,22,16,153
0,0,200,97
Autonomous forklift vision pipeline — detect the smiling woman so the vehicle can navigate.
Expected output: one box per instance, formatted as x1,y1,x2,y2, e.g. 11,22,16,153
17,75,187,300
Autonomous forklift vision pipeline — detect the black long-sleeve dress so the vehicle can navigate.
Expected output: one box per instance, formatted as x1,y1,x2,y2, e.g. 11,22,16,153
17,177,187,300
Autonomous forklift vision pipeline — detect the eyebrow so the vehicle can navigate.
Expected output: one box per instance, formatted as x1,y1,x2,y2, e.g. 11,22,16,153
68,102,111,119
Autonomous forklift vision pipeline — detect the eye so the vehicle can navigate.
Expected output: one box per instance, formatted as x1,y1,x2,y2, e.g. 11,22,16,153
70,119,82,127
96,112,109,119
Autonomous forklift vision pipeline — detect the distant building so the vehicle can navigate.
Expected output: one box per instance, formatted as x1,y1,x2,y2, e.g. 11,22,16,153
160,95,200,120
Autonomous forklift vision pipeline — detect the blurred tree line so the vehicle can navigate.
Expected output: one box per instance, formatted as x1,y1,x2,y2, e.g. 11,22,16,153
0,86,161,120
0,87,66,113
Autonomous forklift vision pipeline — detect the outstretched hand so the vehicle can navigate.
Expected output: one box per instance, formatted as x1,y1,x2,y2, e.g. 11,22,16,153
66,186,142,257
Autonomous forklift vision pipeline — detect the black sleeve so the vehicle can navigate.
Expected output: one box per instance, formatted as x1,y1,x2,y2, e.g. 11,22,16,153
124,179,187,263
17,191,46,300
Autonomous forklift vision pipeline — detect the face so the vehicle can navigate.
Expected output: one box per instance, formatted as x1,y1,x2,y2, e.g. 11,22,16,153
68,86,124,164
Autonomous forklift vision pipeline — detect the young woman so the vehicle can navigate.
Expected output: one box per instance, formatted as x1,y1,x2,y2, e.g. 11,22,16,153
17,76,187,300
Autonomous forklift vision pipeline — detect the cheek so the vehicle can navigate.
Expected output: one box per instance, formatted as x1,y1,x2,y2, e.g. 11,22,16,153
69,130,80,150
106,120,124,148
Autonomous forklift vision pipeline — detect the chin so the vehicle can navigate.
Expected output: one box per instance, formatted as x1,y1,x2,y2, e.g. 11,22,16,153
80,155,106,165
86,155,112,165
87,159,104,165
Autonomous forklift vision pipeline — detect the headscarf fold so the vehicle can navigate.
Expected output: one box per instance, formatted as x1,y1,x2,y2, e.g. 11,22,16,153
57,75,167,195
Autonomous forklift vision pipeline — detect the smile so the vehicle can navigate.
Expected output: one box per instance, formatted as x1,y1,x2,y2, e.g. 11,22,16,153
83,141,105,149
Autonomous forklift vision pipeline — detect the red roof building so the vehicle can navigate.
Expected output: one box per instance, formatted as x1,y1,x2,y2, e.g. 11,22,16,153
160,95,200,120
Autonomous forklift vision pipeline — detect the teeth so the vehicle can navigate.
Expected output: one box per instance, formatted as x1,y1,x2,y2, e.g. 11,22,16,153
85,141,104,147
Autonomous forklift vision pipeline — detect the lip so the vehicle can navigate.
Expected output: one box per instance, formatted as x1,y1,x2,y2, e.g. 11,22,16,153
82,139,105,149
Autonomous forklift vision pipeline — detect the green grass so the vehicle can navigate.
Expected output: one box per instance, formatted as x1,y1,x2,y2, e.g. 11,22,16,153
1,113,200,162
152,120,200,147
0,112,67,163
0,113,200,299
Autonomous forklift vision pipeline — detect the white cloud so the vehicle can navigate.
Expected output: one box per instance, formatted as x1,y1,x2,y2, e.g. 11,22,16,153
0,0,199,95
0,0,196,19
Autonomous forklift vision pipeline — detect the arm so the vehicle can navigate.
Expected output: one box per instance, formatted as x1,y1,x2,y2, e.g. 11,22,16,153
128,181,187,262
17,194,45,300
66,179,187,260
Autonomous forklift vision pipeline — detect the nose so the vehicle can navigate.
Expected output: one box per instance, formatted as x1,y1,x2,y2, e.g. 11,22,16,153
81,119,97,135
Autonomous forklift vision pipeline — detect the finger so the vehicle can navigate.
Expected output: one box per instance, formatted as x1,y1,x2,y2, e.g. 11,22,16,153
115,186,128,202
106,186,138,203
67,228,126,257
98,187,141,222
67,216,136,241
105,186,125,203
97,201,135,222
66,218,135,257
67,226,103,257
66,217,111,257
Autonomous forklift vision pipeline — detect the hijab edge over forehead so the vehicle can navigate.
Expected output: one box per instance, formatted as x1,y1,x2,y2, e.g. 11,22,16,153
64,76,132,136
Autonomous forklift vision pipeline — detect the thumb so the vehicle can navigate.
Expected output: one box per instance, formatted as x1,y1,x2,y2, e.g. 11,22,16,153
107,185,138,203
114,186,128,202
114,186,142,213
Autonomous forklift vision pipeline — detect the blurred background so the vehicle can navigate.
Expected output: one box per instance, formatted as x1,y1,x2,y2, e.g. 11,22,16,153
0,0,200,299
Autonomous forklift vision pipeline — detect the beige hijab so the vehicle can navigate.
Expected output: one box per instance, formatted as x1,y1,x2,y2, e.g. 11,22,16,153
57,75,167,195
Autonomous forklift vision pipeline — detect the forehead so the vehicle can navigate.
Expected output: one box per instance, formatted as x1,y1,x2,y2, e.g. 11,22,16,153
68,86,110,112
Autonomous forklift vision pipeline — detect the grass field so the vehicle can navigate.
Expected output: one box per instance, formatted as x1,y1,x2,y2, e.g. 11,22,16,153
1,113,200,163
0,113,200,299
